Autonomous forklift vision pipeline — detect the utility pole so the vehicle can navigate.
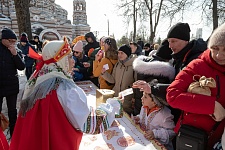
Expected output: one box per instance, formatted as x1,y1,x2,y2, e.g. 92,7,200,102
107,18,109,36
104,14,109,36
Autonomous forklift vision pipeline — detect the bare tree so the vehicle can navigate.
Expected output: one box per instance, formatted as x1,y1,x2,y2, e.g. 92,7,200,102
14,0,32,39
118,0,195,43
143,0,163,43
117,0,225,42
202,0,225,29
117,0,143,41
212,0,218,29
133,0,137,41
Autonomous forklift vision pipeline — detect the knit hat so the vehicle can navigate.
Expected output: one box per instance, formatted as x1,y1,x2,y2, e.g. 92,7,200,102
1,28,17,40
34,35,39,40
144,43,150,48
118,45,131,57
73,40,83,52
155,39,172,60
208,23,225,48
20,32,28,42
150,83,169,106
167,22,191,41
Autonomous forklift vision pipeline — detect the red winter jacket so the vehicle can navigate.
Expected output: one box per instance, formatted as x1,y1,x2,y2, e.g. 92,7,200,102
167,49,225,149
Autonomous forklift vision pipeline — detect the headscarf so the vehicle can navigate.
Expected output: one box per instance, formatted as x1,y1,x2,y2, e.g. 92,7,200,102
20,37,74,115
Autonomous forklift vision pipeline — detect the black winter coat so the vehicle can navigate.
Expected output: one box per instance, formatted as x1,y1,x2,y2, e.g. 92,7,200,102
29,40,43,52
18,43,36,67
0,42,25,97
132,55,175,115
83,32,99,56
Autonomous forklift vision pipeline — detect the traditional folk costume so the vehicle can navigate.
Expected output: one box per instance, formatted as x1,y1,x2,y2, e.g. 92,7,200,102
9,37,120,150
138,85,175,150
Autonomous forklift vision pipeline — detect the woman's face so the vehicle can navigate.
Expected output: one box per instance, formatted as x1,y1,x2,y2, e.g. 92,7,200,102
104,43,110,51
211,46,225,65
118,51,128,61
100,38,106,47
129,44,137,53
73,51,82,57
141,92,156,109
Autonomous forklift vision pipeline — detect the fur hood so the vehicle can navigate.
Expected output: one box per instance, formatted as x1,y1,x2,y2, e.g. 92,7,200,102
133,55,175,80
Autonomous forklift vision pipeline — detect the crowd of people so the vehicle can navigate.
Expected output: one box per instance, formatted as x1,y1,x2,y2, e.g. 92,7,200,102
0,21,225,150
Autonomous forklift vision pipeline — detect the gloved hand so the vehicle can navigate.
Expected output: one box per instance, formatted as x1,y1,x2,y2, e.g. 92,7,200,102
213,101,225,121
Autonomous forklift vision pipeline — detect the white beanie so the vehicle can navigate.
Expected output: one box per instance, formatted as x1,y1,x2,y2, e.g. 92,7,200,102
73,40,83,52
208,23,225,48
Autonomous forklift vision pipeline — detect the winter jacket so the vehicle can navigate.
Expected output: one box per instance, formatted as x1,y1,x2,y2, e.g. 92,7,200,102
83,32,99,56
132,55,175,115
138,106,175,150
93,58,117,89
72,56,83,81
18,43,36,67
172,38,207,75
29,40,43,52
132,45,143,56
101,56,136,96
0,42,25,97
167,49,225,149
74,54,89,80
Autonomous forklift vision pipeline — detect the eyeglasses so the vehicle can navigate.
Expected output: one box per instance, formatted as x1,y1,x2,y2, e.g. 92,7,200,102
74,51,80,54
143,47,149,50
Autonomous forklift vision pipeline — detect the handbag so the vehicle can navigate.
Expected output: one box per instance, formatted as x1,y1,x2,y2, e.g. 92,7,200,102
176,124,208,150
0,113,9,131
187,75,216,96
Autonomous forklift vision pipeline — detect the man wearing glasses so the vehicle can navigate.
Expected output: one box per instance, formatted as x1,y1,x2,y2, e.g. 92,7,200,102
0,28,25,137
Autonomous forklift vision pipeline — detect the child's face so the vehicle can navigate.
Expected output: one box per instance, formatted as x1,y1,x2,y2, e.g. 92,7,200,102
141,92,156,109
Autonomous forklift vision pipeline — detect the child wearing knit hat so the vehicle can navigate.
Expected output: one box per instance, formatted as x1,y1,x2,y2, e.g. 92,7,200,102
72,40,89,81
20,32,28,43
18,32,36,80
132,83,175,150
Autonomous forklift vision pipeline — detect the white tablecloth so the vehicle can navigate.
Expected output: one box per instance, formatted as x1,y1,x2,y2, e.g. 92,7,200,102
75,81,166,150
79,113,166,150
